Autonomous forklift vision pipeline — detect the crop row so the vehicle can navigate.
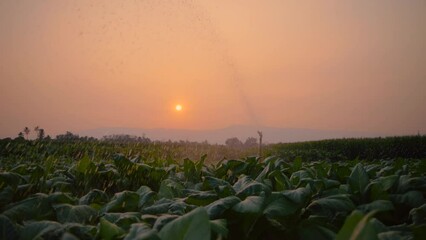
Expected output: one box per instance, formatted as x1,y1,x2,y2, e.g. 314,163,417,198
1,155,426,239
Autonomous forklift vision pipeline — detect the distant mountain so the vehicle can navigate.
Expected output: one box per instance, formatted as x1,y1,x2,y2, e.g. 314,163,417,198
79,125,384,144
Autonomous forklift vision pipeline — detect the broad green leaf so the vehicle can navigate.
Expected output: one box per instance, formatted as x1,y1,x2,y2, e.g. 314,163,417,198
61,232,79,240
290,170,313,186
390,191,425,208
54,204,98,224
153,214,179,232
232,195,264,215
124,223,160,240
0,215,18,240
210,219,228,239
336,210,378,240
357,200,394,213
102,191,140,213
263,192,300,219
142,199,175,215
410,203,426,224
205,196,241,219
298,218,336,240
268,170,292,191
348,163,369,195
47,192,77,205
233,175,271,199
230,195,265,238
158,208,211,240
202,176,232,190
62,223,97,240
293,156,303,172
0,172,25,189
412,223,426,240
185,191,218,206
3,193,53,222
104,212,141,231
158,179,185,199
99,217,125,240
75,156,96,174
0,186,14,206
282,187,312,207
377,231,412,240
20,221,62,240
79,189,109,205
307,194,355,218
137,186,157,209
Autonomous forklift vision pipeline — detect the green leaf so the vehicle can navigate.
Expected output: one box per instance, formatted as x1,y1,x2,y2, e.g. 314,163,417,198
377,231,412,240
185,191,218,206
99,217,125,240
293,156,303,172
336,210,378,240
282,187,312,207
75,156,96,174
357,200,394,213
103,212,141,231
210,219,228,239
205,196,241,219
232,195,264,215
61,232,79,240
230,195,265,238
202,176,232,190
233,175,271,199
0,215,18,240
3,193,53,222
124,223,160,240
348,163,370,196
153,214,179,231
268,170,292,191
390,191,425,208
263,192,300,219
307,194,355,218
158,208,211,240
20,221,62,240
62,223,97,240
410,203,426,224
137,186,157,209
0,186,14,206
0,172,26,189
298,218,336,240
102,191,140,213
79,189,109,205
158,179,185,199
54,204,98,224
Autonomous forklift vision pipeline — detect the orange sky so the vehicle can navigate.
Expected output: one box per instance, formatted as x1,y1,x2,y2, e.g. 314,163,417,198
1,0,425,138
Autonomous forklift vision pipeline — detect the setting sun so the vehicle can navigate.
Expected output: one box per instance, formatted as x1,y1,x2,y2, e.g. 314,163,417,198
175,104,183,111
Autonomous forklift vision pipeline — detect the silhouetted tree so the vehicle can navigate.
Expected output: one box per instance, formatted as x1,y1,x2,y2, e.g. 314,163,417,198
37,128,45,140
56,131,80,141
244,137,258,148
16,132,25,140
225,137,243,148
102,134,151,143
34,126,45,140
23,127,30,139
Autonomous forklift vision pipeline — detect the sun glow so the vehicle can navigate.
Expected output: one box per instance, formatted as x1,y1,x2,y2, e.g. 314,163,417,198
175,104,183,111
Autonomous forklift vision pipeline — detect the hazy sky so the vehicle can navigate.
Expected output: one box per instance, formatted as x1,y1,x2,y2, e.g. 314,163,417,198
1,0,425,138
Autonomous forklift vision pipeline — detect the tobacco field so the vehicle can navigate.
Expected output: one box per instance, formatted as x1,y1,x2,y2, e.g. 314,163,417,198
1,139,426,239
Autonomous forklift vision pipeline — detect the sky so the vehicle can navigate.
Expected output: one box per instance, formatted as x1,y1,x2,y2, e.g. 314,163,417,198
0,0,425,138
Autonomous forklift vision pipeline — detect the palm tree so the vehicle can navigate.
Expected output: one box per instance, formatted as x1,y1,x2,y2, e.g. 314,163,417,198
23,127,30,140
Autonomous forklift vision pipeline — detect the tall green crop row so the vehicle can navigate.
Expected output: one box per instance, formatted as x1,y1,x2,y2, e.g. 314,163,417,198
1,153,426,239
